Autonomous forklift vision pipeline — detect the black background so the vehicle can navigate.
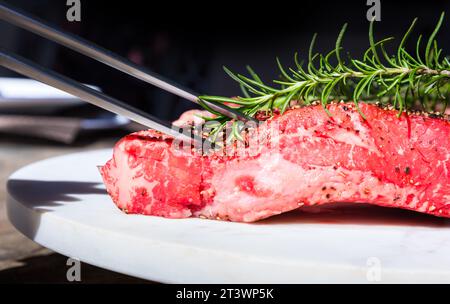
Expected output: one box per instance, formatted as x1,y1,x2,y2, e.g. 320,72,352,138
1,0,449,120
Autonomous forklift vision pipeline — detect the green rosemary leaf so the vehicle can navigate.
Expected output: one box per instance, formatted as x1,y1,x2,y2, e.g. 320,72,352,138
425,12,445,67
335,23,348,67
240,83,251,98
288,67,305,80
199,95,238,103
232,121,244,141
273,80,296,86
308,33,318,64
400,48,420,67
379,42,397,67
236,74,278,93
377,74,406,97
202,119,222,127
307,34,320,75
321,76,342,105
276,57,296,82
351,59,378,72
396,85,406,116
198,98,226,116
364,37,395,62
354,75,371,102
369,19,382,65
294,52,302,69
444,57,450,67
365,73,378,96
325,48,339,65
416,34,425,66
434,41,443,67
407,67,419,87
303,84,317,105
281,88,299,114
223,66,266,95
353,100,366,120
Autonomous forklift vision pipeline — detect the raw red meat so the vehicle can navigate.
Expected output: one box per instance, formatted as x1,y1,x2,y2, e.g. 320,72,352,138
100,102,450,222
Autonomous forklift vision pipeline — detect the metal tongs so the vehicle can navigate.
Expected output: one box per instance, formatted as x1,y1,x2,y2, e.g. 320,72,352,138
0,2,255,144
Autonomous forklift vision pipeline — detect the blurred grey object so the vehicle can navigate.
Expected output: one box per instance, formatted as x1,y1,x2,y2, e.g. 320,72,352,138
0,77,85,113
0,114,130,144
0,114,80,143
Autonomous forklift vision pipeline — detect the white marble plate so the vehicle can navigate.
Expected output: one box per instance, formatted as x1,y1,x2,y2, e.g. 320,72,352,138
0,77,95,113
6,149,450,283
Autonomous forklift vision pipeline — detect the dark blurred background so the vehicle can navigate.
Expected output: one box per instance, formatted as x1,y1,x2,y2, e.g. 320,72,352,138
1,0,449,121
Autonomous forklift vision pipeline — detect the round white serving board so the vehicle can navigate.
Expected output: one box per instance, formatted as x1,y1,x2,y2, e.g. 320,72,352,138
6,149,450,283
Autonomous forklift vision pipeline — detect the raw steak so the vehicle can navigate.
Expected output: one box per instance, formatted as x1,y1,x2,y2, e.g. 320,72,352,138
100,102,450,222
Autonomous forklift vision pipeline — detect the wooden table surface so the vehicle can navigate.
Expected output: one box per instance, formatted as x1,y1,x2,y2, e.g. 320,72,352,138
0,132,149,283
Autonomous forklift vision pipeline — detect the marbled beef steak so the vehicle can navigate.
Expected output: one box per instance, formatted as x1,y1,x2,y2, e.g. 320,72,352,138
100,102,450,222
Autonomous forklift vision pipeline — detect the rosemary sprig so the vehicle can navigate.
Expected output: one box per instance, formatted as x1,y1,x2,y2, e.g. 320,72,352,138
199,13,450,141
